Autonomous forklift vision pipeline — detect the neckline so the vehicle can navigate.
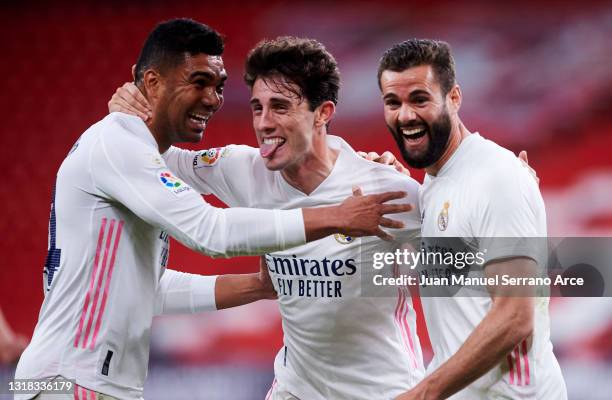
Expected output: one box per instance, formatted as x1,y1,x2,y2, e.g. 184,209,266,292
427,132,480,179
278,136,346,197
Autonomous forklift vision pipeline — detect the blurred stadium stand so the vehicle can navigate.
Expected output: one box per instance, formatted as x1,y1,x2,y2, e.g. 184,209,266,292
1,1,611,399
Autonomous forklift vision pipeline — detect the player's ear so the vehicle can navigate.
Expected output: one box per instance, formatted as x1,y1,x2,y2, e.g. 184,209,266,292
142,69,163,101
314,101,335,128
448,84,462,113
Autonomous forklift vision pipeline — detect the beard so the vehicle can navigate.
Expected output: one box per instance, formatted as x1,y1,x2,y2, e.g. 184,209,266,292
387,108,452,169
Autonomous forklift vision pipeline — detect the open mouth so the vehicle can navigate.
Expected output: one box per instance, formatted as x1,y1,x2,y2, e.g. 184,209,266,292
401,126,427,141
188,112,210,130
260,136,286,158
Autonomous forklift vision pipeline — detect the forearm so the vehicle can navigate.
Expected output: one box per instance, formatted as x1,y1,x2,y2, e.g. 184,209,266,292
155,270,217,315
201,207,306,257
155,269,274,315
414,302,532,399
215,273,272,310
302,205,342,241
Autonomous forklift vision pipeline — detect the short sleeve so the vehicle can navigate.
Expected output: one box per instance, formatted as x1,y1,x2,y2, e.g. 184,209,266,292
470,165,547,266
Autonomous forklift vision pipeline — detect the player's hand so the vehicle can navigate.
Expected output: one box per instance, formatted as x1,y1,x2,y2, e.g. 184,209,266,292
518,150,539,185
108,82,152,121
357,150,411,177
335,186,412,241
257,256,277,300
0,333,27,364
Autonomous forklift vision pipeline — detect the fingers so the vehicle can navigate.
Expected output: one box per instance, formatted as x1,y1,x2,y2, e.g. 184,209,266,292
379,217,405,229
352,186,363,196
379,203,413,215
124,82,152,115
109,94,149,121
367,152,381,161
108,82,151,121
373,151,411,176
373,190,407,203
378,151,396,165
374,228,394,242
519,150,528,164
393,160,411,176
357,151,403,166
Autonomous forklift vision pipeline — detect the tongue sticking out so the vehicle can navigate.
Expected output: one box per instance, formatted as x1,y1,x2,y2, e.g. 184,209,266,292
260,142,282,158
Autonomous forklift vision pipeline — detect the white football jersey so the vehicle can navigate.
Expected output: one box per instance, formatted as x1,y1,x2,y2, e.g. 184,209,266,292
163,135,425,400
15,113,307,400
419,133,567,399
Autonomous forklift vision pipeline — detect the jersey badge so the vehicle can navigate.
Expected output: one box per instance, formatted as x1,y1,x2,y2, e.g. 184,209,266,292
194,147,228,168
334,233,355,245
158,170,191,196
437,201,450,231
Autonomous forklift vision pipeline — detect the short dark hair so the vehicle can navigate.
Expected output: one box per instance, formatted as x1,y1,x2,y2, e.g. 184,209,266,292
134,18,224,84
377,39,456,94
244,37,340,111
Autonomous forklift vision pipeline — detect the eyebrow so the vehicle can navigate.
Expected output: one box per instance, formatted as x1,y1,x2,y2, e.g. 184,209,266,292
409,89,431,97
269,97,291,106
383,89,431,101
249,96,292,106
189,71,227,84
383,92,399,101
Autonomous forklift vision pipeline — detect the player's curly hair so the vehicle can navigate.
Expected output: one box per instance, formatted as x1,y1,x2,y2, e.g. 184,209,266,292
134,18,224,85
244,37,340,111
377,39,456,95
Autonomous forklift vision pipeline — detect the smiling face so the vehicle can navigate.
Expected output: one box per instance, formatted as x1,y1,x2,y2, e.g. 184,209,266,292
152,53,227,146
380,64,456,169
250,76,319,171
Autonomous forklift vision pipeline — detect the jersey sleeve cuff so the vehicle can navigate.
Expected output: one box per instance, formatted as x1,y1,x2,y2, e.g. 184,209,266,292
275,208,307,248
191,275,219,312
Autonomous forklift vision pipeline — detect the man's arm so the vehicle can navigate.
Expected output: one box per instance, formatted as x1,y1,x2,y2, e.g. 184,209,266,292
395,257,536,400
155,259,276,315
93,121,411,259
215,257,277,309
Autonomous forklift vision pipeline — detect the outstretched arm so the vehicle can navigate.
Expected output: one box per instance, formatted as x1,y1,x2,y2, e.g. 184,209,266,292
155,258,276,315
215,257,277,310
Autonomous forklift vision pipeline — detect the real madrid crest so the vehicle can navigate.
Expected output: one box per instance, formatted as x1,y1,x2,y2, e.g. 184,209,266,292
334,233,354,245
437,201,450,231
